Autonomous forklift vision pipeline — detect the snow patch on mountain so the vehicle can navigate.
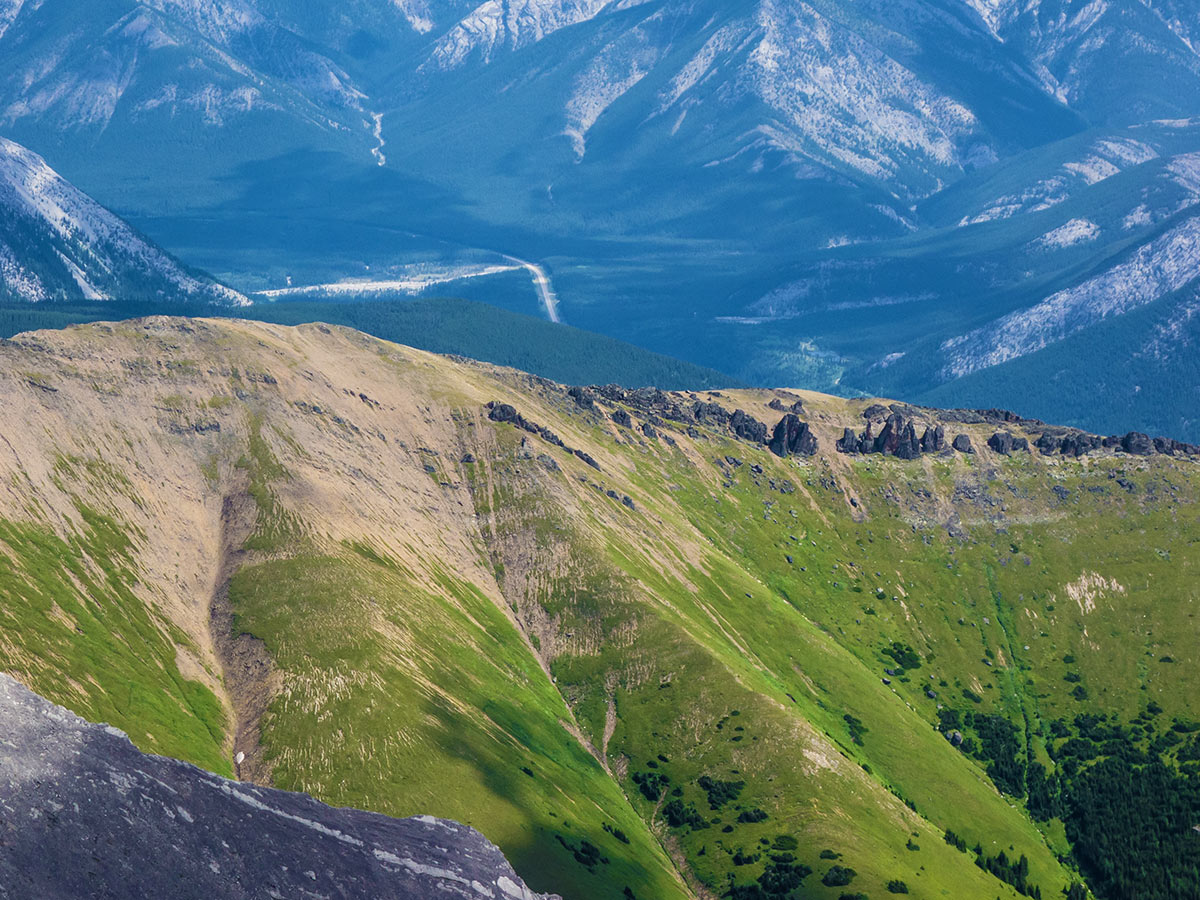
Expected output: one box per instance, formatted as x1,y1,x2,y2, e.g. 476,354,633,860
565,23,661,158
1168,151,1200,196
392,0,435,34
657,23,748,111
146,0,262,43
744,0,981,191
1036,217,1100,248
0,242,47,302
0,0,27,41
136,83,275,126
1062,155,1120,185
1123,204,1153,229
427,0,637,70
0,137,247,304
959,137,1164,226
942,215,1200,377
959,176,1069,225
1095,137,1158,166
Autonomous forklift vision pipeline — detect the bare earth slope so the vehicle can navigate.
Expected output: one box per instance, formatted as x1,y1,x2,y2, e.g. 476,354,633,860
0,317,1197,900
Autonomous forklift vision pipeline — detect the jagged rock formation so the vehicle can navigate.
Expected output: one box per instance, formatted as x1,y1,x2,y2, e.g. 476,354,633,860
830,402,1199,463
768,414,818,458
988,431,1030,455
729,409,769,444
0,674,556,900
768,397,804,414
1031,427,1200,459
572,383,810,455
836,412,946,460
487,401,600,470
921,425,946,453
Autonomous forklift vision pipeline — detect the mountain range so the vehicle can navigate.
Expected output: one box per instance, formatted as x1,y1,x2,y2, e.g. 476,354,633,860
1,316,1197,900
2,1,1200,438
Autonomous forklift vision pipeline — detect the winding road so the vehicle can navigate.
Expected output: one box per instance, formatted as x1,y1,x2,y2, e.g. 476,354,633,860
504,255,561,323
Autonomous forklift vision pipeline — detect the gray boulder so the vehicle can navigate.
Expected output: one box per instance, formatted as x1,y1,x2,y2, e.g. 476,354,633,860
987,431,1029,455
0,675,557,900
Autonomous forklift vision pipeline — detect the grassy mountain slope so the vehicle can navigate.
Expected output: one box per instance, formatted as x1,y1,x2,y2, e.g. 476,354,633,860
0,296,741,390
0,318,1197,899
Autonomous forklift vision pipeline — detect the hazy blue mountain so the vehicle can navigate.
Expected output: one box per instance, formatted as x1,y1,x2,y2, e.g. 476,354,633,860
0,136,245,305
2,0,1200,436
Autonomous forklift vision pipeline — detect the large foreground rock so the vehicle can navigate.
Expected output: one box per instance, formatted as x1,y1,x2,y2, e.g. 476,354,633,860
0,675,556,900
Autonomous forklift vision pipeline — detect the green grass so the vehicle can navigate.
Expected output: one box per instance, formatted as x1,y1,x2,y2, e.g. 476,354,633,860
0,505,229,775
4,321,1198,900
227,552,689,900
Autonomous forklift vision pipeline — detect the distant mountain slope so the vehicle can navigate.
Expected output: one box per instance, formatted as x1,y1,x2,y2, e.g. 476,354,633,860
973,0,1200,122
0,674,558,900
2,0,1200,438
2,317,1198,900
0,137,246,305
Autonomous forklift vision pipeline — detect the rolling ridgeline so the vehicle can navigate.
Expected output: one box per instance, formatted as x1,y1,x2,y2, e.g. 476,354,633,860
1,317,1198,899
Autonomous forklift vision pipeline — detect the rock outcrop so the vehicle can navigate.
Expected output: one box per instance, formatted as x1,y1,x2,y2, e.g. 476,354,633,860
729,409,769,444
488,402,600,470
572,385,776,448
768,414,818,458
920,425,946,453
952,434,974,454
1031,427,1200,459
1119,431,1154,456
837,413,947,459
988,431,1030,455
0,675,556,900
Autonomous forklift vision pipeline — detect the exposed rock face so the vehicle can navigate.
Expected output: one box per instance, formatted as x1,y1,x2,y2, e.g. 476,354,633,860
837,427,862,454
1153,436,1200,456
729,409,769,444
575,384,776,448
920,425,946,454
878,414,922,459
952,434,974,454
0,675,556,900
1120,431,1155,456
769,397,805,414
566,386,595,410
488,401,599,470
768,414,818,458
837,413,939,459
988,431,1030,455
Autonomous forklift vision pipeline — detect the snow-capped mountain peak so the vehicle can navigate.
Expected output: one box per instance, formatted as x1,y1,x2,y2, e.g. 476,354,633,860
0,137,247,305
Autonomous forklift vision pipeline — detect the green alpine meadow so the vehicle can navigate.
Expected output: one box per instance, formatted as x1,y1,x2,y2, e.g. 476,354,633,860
1,317,1196,899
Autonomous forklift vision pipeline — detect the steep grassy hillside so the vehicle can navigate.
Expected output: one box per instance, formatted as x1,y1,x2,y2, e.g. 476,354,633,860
0,317,1196,899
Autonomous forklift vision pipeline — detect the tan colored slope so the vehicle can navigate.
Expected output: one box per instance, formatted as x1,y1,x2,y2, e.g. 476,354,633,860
3,316,1190,900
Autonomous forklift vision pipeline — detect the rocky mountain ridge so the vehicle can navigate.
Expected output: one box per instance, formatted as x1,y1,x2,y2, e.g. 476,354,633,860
2,1,1200,441
0,316,1196,899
